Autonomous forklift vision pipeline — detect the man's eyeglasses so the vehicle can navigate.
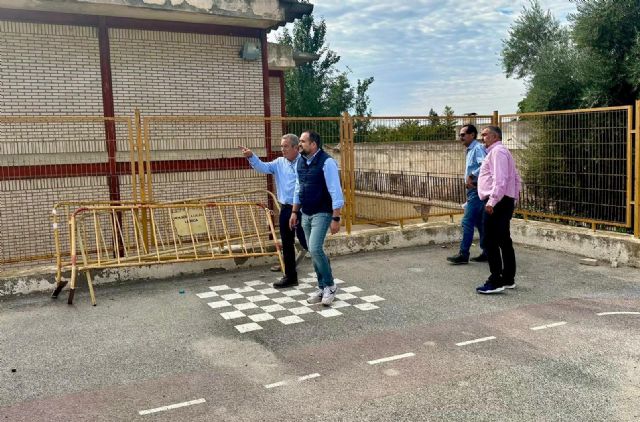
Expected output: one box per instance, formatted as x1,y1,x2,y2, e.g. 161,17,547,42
459,133,469,138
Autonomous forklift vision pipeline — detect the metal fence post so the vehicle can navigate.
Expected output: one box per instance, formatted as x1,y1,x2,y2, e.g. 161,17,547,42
635,100,640,238
492,110,499,126
341,112,354,234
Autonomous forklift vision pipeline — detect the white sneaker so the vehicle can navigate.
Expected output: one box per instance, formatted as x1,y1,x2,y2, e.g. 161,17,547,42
321,285,338,306
307,288,323,304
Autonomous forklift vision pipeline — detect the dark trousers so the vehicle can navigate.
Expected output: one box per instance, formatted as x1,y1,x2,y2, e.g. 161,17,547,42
279,204,308,280
483,197,516,285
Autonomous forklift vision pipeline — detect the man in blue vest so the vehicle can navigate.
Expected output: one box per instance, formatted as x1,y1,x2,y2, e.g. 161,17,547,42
289,130,344,306
240,134,308,288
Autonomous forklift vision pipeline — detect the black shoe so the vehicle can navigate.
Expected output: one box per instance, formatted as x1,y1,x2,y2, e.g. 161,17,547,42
470,253,488,262
476,282,505,294
273,276,299,288
446,253,469,265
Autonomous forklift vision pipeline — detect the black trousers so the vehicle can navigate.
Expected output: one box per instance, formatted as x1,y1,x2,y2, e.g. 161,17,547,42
483,196,516,285
279,204,308,280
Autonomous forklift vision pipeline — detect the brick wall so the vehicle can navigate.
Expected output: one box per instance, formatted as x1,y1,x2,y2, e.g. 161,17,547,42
109,29,264,116
0,22,273,270
0,21,103,116
269,75,284,147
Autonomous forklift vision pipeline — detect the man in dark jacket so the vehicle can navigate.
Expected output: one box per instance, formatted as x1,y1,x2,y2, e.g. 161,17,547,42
289,130,344,306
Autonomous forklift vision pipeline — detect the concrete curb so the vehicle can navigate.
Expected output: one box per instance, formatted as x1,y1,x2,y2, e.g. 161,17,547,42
1,220,638,297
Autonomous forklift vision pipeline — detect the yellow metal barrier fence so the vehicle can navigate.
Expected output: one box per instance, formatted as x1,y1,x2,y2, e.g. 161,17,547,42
500,106,634,230
52,201,283,305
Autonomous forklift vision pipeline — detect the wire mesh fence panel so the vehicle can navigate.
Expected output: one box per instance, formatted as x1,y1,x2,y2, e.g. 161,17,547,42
501,107,632,228
0,116,135,273
143,116,342,228
347,115,494,224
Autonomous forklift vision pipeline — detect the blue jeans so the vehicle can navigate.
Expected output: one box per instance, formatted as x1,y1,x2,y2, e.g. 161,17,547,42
459,188,485,257
301,212,334,289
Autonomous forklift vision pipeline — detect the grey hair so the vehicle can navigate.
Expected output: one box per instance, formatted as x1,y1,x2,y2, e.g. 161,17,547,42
484,125,502,140
281,133,299,147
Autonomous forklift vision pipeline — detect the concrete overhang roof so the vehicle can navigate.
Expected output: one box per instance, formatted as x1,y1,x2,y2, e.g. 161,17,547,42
268,42,319,71
0,0,313,29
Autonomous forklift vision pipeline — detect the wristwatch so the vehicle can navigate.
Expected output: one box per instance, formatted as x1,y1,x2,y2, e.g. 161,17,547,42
332,216,341,222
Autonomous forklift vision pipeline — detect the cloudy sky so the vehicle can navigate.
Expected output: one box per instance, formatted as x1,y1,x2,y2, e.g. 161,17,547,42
272,1,577,116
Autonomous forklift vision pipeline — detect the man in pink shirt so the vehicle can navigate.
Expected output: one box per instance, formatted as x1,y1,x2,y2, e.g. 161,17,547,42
476,126,521,294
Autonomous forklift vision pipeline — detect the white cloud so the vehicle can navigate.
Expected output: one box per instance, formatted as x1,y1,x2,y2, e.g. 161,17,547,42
272,0,576,115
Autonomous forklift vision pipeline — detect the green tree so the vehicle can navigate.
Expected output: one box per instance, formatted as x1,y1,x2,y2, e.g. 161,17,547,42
501,0,580,112
502,0,640,111
277,14,374,117
571,0,640,106
501,1,636,224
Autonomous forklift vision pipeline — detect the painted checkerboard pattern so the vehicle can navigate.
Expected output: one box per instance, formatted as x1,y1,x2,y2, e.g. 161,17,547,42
196,273,385,333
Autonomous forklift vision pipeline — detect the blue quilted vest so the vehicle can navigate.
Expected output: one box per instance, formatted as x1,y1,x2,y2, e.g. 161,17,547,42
297,149,334,215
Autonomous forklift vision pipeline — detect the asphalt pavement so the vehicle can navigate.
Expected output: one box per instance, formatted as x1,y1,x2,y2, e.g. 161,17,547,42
1,243,639,421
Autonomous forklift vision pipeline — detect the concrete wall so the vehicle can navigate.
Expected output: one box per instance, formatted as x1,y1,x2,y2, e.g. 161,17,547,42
4,219,639,297
328,142,465,177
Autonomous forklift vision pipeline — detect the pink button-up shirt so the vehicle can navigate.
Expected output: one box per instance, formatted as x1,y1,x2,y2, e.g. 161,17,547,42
477,141,521,207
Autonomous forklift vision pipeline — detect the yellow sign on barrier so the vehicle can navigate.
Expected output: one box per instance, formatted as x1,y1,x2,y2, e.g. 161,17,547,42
171,209,208,236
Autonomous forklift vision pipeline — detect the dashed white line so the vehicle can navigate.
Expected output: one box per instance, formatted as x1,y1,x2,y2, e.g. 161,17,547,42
264,381,288,389
138,398,206,415
530,321,567,331
298,373,321,381
456,336,496,347
265,373,321,389
367,352,415,365
597,312,640,316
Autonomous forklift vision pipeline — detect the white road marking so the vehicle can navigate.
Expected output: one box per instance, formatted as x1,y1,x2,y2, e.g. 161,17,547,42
597,311,640,316
278,315,305,325
531,321,567,331
298,373,321,381
138,398,206,415
367,352,415,365
235,322,263,333
317,308,343,318
354,303,379,311
288,306,315,315
360,295,385,303
264,381,287,389
331,300,351,309
196,291,218,299
265,374,321,389
456,336,496,347
207,300,231,309
233,302,259,311
248,313,274,322
220,310,245,320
